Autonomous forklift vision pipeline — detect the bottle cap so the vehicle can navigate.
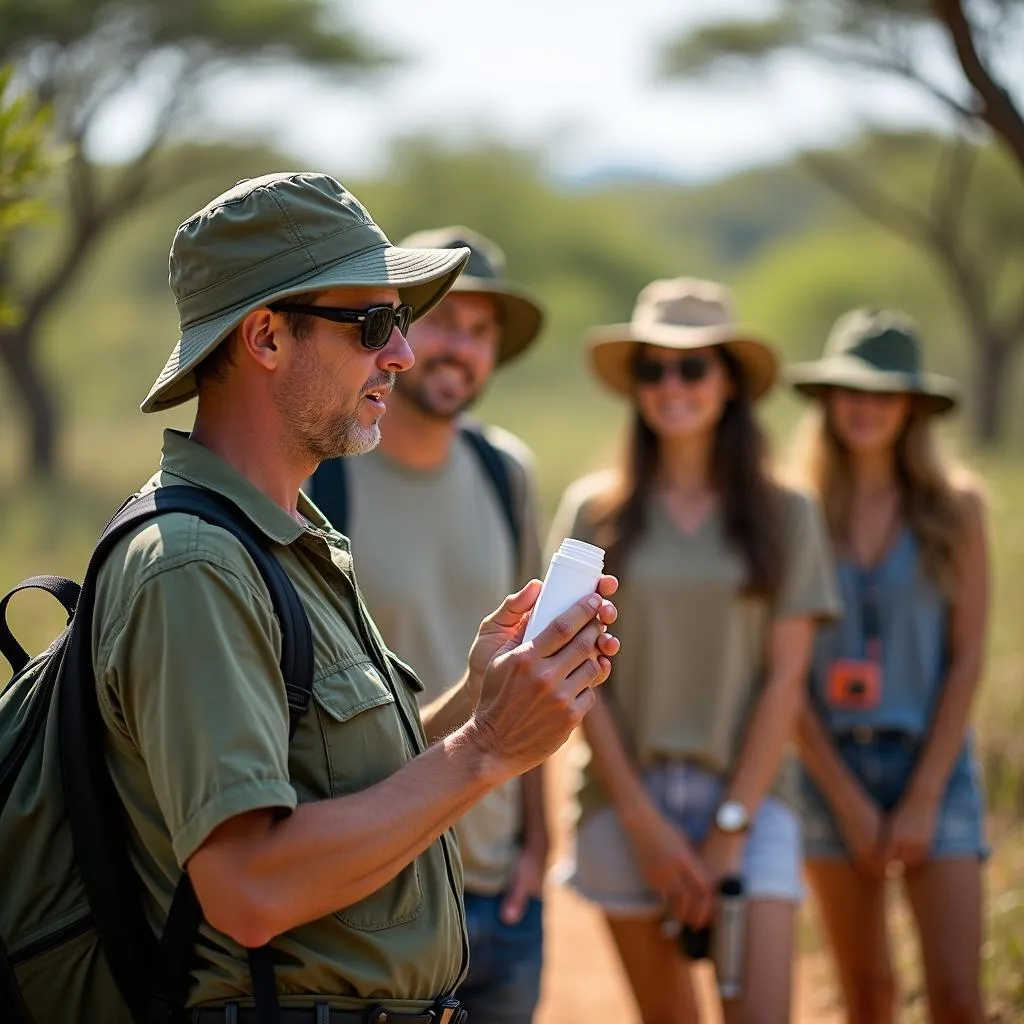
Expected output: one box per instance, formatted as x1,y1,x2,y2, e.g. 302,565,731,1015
555,538,604,572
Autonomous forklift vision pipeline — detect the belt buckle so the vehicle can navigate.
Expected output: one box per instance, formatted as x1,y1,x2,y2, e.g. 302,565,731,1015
851,725,875,745
434,997,465,1024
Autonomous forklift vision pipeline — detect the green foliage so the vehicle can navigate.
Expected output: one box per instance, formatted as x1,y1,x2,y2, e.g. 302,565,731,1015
659,0,1003,80
0,0,390,71
0,65,57,323
660,12,807,78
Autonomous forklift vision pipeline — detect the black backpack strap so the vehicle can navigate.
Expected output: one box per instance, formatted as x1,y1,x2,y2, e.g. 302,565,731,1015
307,454,350,536
247,946,282,1024
58,485,313,1024
459,423,523,572
0,575,81,676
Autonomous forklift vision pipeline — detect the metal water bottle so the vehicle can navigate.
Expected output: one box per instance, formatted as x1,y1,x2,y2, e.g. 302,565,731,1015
712,876,746,1000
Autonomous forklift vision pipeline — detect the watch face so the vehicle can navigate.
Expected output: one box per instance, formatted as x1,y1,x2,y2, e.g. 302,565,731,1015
716,801,749,833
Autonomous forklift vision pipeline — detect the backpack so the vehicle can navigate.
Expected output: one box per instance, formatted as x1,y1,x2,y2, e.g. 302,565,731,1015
0,485,314,1024
310,423,523,570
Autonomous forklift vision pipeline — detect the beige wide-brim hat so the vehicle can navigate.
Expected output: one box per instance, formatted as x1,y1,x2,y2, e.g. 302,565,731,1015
142,173,470,413
399,226,544,365
587,277,778,400
788,308,959,415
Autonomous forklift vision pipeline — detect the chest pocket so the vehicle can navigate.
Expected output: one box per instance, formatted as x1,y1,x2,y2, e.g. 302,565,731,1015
312,654,425,931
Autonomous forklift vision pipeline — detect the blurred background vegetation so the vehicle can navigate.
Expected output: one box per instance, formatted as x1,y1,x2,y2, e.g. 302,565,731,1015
1,0,1022,1017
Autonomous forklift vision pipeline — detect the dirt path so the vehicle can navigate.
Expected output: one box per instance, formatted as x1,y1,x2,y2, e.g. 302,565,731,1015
535,744,845,1024
535,881,844,1024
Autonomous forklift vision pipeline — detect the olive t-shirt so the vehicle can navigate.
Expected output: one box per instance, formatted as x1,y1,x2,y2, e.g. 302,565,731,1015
345,425,543,894
92,430,466,1011
550,473,841,815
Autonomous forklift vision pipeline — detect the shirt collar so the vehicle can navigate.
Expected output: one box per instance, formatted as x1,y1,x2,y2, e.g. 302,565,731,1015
158,429,309,546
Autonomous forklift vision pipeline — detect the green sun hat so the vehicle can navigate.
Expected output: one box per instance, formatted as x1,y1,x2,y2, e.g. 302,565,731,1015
141,172,470,413
788,308,959,415
398,226,545,365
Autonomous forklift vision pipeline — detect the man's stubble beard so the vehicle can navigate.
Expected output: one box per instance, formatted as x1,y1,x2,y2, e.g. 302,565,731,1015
276,354,384,463
394,366,485,423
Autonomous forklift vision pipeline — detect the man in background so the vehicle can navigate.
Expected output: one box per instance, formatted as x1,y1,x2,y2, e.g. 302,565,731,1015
309,226,548,1024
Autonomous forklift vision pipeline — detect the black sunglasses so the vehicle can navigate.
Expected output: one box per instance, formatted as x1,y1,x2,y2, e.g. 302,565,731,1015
268,302,413,350
632,353,713,385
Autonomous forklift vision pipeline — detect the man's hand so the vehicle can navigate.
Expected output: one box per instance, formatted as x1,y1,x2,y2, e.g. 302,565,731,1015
465,580,542,704
500,844,547,925
466,578,619,780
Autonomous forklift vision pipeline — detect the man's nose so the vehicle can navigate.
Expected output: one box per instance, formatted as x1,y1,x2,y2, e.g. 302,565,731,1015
379,326,415,372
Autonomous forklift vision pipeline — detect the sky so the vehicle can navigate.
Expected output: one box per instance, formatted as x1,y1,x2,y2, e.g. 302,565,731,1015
90,0,960,183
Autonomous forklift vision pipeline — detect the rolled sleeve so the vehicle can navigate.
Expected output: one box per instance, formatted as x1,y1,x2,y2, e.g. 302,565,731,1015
775,490,843,622
102,554,297,866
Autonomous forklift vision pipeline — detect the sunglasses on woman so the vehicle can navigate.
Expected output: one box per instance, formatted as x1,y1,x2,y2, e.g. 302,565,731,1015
632,353,713,385
268,302,414,350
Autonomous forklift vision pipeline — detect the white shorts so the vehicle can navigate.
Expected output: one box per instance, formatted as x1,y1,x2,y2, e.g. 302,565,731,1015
563,761,804,917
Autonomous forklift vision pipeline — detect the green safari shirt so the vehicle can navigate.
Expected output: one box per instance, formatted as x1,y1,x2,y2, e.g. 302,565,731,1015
91,430,467,1012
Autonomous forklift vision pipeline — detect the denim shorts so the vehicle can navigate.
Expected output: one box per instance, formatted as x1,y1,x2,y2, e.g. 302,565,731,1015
798,731,990,861
563,761,804,917
455,892,544,1024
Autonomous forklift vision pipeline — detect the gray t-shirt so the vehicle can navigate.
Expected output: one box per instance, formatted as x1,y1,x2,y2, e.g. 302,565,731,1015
345,425,543,893
551,473,841,815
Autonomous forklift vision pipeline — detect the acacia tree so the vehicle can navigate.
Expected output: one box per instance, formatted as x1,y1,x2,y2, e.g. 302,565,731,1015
0,0,389,477
660,0,1024,442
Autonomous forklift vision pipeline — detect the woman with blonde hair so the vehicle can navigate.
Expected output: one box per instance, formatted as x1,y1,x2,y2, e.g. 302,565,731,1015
551,278,840,1023
789,309,990,1024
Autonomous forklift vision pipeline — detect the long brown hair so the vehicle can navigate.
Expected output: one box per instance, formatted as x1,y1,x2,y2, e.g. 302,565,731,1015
791,401,973,595
589,347,785,597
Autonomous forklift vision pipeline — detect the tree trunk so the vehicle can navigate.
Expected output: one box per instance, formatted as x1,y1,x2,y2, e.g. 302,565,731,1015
971,333,1010,445
0,323,59,478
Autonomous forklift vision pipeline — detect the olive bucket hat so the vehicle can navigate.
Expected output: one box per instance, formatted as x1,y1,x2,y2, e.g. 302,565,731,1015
398,226,544,365
587,277,778,399
788,308,959,415
141,172,471,413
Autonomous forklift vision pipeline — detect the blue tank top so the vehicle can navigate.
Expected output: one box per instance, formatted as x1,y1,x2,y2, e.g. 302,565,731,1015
809,527,949,736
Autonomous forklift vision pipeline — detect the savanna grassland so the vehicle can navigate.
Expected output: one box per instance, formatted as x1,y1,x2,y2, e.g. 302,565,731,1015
2,135,1022,1017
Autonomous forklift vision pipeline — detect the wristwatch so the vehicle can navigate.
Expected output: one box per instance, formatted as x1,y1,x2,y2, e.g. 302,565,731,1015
714,799,751,834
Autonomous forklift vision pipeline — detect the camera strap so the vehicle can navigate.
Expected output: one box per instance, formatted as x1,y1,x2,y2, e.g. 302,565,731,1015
860,567,883,664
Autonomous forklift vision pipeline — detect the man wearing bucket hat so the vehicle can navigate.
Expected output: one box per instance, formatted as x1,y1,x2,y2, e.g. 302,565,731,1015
308,227,548,1024
89,174,619,1021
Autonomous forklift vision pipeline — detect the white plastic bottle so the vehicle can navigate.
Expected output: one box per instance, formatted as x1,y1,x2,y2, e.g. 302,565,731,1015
523,538,605,644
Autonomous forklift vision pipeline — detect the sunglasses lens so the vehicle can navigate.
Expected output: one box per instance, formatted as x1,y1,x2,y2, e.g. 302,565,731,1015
396,305,413,337
633,359,665,384
679,355,710,382
363,308,392,350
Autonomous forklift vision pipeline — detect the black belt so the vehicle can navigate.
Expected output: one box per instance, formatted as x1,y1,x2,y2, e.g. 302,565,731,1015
188,1002,465,1024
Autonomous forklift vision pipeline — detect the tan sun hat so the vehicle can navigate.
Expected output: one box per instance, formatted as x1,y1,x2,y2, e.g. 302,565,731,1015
141,172,470,413
398,226,544,364
587,277,778,399
787,308,959,415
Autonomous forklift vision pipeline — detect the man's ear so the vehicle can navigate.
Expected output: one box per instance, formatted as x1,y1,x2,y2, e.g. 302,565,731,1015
237,307,280,370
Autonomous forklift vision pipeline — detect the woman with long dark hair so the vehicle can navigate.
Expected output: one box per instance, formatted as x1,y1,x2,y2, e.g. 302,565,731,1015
789,310,989,1024
551,279,840,1023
